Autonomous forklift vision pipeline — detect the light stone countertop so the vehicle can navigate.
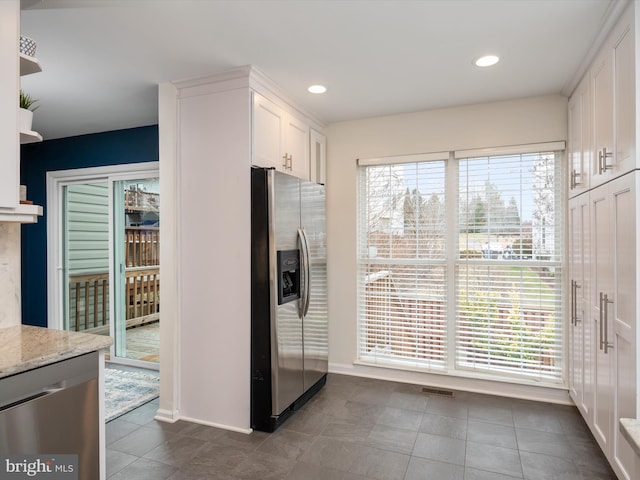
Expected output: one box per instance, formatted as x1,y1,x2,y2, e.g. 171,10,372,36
620,418,640,458
0,325,112,378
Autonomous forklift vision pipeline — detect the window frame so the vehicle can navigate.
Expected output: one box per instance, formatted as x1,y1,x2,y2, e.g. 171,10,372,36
356,142,566,386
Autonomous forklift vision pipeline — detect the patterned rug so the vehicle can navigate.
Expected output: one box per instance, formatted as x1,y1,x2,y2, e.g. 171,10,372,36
104,368,160,422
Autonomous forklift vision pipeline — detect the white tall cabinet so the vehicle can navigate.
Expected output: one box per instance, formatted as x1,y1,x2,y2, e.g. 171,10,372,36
158,66,325,431
568,3,638,479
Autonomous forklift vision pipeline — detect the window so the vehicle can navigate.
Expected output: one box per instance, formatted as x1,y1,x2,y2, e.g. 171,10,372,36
357,145,564,384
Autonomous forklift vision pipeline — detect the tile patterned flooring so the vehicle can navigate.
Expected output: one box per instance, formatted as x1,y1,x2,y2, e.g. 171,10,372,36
106,373,618,480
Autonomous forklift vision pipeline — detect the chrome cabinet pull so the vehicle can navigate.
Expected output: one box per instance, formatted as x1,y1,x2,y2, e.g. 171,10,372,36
282,153,292,170
599,292,604,350
572,281,581,325
603,293,614,354
598,148,613,174
570,170,582,189
571,280,576,326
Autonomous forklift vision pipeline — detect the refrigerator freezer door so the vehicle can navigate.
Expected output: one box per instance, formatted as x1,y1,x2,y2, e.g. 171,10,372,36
270,171,305,416
300,180,328,390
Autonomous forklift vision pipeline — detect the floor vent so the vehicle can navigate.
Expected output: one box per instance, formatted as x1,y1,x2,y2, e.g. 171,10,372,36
421,386,455,398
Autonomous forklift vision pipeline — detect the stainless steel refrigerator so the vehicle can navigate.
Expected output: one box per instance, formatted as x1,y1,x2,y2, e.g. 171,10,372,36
251,167,328,432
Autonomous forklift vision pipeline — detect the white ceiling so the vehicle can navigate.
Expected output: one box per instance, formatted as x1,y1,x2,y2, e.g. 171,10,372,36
20,0,622,141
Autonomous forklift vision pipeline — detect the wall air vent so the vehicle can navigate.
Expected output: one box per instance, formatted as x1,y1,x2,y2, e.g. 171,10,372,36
421,387,455,398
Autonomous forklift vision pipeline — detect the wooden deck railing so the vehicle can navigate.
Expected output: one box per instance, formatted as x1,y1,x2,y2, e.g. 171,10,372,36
126,227,159,268
68,267,160,333
125,267,160,327
68,272,110,333
363,270,555,369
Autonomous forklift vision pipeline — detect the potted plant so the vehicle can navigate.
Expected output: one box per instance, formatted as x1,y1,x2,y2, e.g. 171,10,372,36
19,89,39,132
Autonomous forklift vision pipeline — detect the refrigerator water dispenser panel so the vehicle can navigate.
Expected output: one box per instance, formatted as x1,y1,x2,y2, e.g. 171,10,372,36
277,249,300,305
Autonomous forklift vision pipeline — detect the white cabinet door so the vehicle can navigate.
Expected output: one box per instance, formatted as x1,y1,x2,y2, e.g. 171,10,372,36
614,20,635,177
309,128,326,185
610,173,636,480
568,77,590,197
0,1,19,210
590,5,635,188
591,51,614,189
284,113,309,180
590,184,613,451
253,93,285,171
569,194,591,418
252,92,311,180
588,174,637,480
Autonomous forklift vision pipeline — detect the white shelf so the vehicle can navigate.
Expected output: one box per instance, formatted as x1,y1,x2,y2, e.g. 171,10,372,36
20,129,42,144
0,203,43,223
19,53,41,76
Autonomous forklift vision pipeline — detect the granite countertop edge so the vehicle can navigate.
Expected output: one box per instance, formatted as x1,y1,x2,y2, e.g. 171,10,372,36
620,418,640,458
0,325,113,379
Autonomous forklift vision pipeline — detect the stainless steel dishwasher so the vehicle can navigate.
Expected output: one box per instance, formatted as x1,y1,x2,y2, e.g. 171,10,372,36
0,351,99,480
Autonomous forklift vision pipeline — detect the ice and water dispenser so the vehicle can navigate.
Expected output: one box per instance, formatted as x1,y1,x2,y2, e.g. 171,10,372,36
277,249,300,305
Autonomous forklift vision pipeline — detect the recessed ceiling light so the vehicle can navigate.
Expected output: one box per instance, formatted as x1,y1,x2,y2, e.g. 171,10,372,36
475,55,500,67
308,84,327,94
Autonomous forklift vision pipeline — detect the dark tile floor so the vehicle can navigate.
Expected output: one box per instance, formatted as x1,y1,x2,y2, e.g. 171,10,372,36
106,373,617,480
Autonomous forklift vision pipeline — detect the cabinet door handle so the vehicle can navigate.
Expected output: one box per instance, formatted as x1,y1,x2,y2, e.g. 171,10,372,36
603,293,614,354
287,153,293,170
282,154,288,169
570,280,575,326
571,169,581,189
599,292,604,350
598,148,613,174
574,283,581,323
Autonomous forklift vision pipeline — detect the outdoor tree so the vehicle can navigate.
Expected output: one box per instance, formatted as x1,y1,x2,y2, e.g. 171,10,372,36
531,153,555,258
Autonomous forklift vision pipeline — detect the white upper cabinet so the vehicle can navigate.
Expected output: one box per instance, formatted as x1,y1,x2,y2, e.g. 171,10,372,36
591,49,614,187
568,75,591,197
252,92,310,181
614,17,635,176
283,112,309,180
252,93,284,171
309,128,326,185
589,5,635,188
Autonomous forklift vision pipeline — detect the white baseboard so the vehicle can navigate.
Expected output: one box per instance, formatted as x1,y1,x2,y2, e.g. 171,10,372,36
154,408,180,423
328,362,572,405
178,415,253,435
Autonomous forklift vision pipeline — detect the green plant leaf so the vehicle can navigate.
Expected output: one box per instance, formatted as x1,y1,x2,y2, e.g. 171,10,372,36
19,89,39,111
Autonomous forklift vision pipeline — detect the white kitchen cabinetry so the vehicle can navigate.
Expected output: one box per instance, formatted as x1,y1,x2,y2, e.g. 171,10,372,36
567,76,590,197
590,6,634,189
309,128,326,185
252,92,309,180
589,173,637,480
0,0,42,223
568,193,591,419
160,65,325,431
568,3,639,479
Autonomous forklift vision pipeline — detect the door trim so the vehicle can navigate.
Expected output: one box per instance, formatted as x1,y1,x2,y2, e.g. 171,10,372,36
46,163,159,344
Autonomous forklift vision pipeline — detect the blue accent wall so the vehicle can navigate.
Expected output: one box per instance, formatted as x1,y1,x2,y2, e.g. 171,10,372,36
20,125,159,327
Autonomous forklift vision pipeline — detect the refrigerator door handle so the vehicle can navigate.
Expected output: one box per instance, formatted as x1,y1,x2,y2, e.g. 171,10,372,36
301,227,311,317
297,227,310,318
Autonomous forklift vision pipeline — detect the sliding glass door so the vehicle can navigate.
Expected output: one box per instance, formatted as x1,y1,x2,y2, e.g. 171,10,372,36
113,177,160,362
51,165,160,368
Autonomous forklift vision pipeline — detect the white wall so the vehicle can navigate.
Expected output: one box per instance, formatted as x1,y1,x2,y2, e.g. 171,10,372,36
326,95,570,402
174,86,252,431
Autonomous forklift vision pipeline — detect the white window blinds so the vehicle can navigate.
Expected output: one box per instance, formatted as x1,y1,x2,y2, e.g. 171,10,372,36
358,158,447,369
456,151,563,381
357,147,564,384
